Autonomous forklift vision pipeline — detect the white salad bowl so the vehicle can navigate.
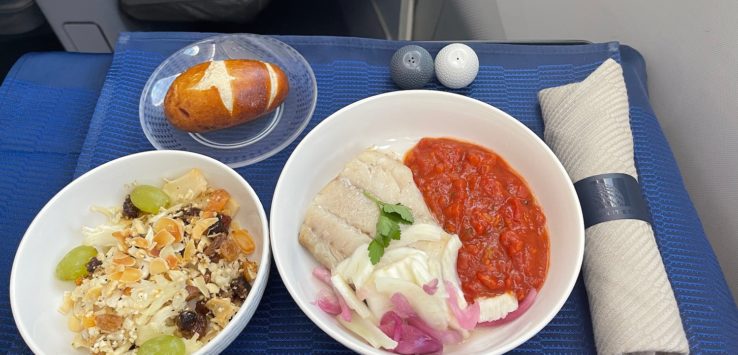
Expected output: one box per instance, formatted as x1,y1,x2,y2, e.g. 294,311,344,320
271,90,585,354
10,150,270,354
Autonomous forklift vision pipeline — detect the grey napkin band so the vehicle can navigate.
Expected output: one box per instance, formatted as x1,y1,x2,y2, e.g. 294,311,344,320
574,173,652,228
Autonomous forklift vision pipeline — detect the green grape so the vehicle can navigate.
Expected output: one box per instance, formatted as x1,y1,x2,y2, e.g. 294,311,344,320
137,335,186,355
55,245,97,281
130,185,170,214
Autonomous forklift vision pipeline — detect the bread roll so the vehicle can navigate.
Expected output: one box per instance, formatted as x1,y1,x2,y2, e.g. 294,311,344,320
164,59,289,132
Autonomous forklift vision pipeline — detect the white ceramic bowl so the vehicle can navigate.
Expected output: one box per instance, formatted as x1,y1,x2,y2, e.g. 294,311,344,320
271,90,584,354
10,150,270,354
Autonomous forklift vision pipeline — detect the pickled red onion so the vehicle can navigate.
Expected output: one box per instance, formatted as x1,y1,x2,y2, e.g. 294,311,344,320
478,288,537,327
444,281,479,330
314,289,341,315
422,279,439,295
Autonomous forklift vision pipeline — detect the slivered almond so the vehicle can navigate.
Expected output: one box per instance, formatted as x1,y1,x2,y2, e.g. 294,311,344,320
112,253,136,267
231,229,255,254
150,258,168,275
131,237,149,249
112,268,142,283
191,217,218,240
112,230,128,247
165,254,179,269
154,217,184,243
183,239,196,263
84,286,102,301
153,229,175,248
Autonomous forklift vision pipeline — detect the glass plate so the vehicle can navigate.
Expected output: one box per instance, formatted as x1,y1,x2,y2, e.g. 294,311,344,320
139,34,317,167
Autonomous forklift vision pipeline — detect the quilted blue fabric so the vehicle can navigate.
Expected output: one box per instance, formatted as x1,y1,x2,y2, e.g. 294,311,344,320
1,34,736,353
0,52,112,352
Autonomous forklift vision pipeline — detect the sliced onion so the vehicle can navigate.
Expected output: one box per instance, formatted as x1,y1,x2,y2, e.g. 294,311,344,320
313,266,352,321
313,266,332,285
379,311,404,341
390,293,417,318
380,311,445,354
393,323,443,354
336,289,352,322
314,289,341,315
422,279,439,295
444,281,479,330
407,316,463,345
478,288,537,327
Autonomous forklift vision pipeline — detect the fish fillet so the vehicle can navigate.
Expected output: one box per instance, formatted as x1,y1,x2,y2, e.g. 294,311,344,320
299,149,436,269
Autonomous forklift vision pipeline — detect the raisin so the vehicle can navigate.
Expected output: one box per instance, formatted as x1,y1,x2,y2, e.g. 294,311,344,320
181,206,201,219
206,214,232,235
122,195,140,219
185,285,201,301
86,257,102,275
229,275,252,302
195,300,210,315
177,310,208,339
204,234,227,262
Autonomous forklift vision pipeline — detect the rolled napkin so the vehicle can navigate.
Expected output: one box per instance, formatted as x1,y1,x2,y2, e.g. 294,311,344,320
539,59,689,354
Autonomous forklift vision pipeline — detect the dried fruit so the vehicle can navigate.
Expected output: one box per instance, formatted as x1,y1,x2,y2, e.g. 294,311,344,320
204,234,227,262
195,301,209,315
219,237,240,262
185,285,201,301
205,189,231,212
242,260,258,283
95,313,123,332
229,275,251,302
206,214,231,235
181,206,201,219
205,297,237,327
122,195,140,219
86,257,102,274
82,315,96,328
177,310,208,339
231,229,255,254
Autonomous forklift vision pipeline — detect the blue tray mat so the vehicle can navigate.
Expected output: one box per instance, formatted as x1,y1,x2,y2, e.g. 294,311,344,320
1,33,735,353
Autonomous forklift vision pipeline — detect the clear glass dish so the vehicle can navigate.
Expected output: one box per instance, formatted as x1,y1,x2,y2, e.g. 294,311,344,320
139,34,317,167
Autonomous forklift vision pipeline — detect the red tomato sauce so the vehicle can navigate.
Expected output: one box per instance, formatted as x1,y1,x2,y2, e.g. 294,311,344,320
405,138,549,302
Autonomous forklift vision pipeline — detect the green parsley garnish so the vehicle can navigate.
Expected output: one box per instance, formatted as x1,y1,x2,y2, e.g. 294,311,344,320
364,192,414,265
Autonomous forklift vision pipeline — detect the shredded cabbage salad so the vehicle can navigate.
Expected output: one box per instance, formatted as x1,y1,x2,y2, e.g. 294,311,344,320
58,169,258,354
313,223,536,354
